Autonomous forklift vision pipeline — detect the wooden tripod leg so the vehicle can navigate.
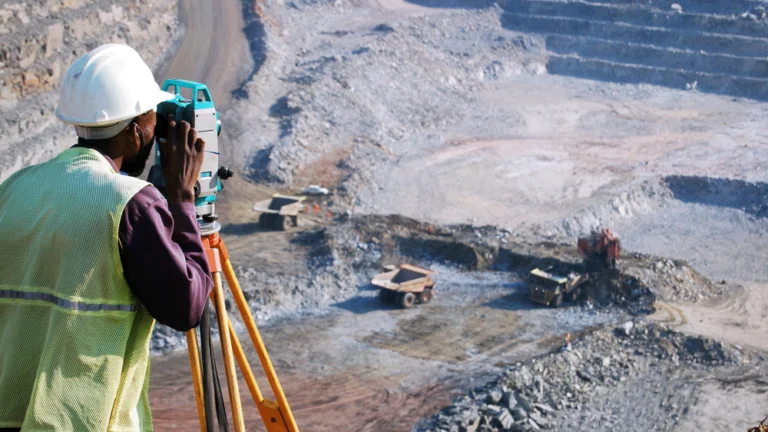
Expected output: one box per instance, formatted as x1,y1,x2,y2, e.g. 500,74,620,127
212,272,246,432
218,244,299,432
186,329,206,432
227,317,264,403
227,317,292,431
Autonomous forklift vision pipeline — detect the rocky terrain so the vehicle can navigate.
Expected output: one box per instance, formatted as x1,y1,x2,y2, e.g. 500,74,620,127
4,0,768,430
224,1,549,192
153,211,749,431
419,321,754,432
216,212,732,334
0,0,180,182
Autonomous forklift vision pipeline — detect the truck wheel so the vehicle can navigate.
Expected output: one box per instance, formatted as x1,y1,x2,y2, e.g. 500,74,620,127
552,293,563,308
399,292,416,309
420,289,433,304
258,213,268,227
279,215,292,231
569,288,581,303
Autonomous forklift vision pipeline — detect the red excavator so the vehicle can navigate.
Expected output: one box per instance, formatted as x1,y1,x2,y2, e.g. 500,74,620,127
578,228,620,270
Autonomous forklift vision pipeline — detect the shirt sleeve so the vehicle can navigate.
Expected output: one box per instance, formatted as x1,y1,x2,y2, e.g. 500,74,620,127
119,186,214,331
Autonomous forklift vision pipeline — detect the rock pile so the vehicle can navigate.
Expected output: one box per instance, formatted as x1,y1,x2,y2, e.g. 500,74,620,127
622,253,724,303
419,321,742,432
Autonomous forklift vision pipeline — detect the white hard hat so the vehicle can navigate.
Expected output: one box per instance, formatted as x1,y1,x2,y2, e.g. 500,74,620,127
56,44,174,139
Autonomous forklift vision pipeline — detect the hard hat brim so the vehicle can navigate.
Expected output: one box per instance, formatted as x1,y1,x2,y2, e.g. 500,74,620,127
56,88,176,127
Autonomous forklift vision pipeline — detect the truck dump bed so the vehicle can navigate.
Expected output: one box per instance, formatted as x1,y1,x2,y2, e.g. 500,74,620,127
252,194,305,216
371,264,434,292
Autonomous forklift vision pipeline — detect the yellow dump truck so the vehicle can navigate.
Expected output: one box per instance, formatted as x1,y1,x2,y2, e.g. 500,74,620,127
252,194,306,230
372,264,435,309
528,268,588,307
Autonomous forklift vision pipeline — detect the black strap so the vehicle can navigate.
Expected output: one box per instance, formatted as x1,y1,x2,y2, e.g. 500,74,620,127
200,303,216,431
210,346,230,432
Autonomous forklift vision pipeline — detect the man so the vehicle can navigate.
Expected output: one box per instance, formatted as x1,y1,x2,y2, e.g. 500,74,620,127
0,44,214,431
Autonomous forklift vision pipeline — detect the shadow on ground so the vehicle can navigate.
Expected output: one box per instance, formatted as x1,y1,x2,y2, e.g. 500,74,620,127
403,0,495,9
221,221,270,235
484,293,588,312
333,296,388,314
232,1,267,99
665,175,768,219
483,293,540,311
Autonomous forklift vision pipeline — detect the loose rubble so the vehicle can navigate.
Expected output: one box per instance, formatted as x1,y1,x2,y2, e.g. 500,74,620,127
418,321,743,432
622,254,725,303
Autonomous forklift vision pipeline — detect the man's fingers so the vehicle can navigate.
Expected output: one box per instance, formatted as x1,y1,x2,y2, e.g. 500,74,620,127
187,127,198,150
176,120,190,145
194,138,205,153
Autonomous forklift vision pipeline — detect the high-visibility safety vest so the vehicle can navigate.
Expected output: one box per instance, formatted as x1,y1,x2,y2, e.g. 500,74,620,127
0,147,156,431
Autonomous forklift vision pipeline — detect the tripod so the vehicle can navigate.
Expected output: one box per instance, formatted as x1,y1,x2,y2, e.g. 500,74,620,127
184,221,299,432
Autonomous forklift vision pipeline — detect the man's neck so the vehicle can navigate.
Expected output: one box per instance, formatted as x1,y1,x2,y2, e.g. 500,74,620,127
75,140,124,171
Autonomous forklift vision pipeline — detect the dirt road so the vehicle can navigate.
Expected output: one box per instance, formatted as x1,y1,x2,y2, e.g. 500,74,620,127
160,0,248,108
616,199,768,351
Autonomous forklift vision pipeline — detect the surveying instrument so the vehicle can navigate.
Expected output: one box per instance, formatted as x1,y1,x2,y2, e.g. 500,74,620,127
148,79,299,432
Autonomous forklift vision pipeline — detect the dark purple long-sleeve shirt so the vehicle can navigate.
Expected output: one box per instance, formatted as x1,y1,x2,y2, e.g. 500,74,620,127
103,152,213,332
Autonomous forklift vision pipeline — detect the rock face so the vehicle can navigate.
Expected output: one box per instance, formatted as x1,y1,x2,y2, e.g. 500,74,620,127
500,0,768,101
0,0,180,183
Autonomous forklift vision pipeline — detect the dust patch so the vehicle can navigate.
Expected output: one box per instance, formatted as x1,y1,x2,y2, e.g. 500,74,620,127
294,145,354,188
362,306,524,362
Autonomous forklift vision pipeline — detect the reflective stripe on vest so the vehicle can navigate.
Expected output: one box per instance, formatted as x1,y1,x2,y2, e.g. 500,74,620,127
0,288,138,312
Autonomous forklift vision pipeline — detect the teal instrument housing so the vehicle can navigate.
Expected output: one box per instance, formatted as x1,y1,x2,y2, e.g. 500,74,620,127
149,79,229,219
156,79,221,139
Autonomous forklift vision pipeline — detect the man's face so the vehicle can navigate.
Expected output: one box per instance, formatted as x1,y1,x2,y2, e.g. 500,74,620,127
122,110,157,177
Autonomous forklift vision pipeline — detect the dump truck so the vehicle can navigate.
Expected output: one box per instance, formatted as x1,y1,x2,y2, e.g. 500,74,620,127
372,264,435,309
528,268,588,307
578,228,620,270
252,194,306,230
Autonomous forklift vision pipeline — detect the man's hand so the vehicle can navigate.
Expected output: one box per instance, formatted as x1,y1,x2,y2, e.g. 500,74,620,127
159,116,206,206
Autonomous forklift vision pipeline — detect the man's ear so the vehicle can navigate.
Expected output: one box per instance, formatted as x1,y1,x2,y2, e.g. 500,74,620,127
126,121,141,149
